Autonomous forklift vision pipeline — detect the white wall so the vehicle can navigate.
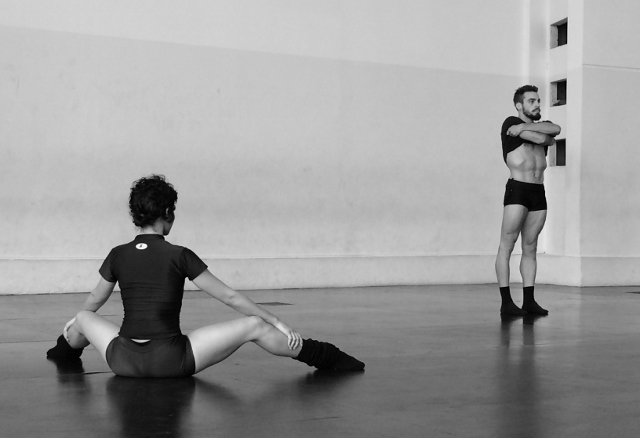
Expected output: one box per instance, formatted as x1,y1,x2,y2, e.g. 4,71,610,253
581,0,640,256
0,1,527,293
0,0,522,75
522,0,640,286
577,0,640,284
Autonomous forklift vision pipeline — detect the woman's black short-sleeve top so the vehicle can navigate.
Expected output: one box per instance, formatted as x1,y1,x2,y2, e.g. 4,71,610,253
99,234,208,339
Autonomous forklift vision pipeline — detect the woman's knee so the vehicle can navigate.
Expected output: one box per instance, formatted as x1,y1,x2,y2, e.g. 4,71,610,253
245,316,270,339
246,315,267,329
73,310,105,336
74,310,93,326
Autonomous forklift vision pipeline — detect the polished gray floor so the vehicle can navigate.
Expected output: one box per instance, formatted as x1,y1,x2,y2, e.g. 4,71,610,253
3,284,640,437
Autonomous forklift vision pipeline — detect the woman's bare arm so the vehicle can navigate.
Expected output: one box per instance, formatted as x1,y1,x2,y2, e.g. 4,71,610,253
82,277,116,312
192,269,302,348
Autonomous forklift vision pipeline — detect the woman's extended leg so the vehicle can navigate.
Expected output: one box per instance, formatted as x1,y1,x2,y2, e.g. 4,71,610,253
188,316,365,374
187,316,301,374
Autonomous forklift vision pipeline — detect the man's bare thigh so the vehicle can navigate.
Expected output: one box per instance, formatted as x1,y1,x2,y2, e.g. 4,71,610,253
500,204,529,237
521,209,547,243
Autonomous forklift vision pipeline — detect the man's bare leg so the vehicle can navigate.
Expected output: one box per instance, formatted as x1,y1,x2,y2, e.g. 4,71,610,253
520,210,548,315
496,205,528,315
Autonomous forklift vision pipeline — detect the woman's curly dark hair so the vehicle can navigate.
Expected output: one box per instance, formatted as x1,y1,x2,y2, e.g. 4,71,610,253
129,175,178,228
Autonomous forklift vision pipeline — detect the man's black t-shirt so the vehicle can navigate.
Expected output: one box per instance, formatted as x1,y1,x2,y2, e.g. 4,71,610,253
99,234,208,339
501,116,526,163
501,116,549,163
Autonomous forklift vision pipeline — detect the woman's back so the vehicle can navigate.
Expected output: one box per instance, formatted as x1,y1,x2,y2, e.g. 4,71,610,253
100,234,207,339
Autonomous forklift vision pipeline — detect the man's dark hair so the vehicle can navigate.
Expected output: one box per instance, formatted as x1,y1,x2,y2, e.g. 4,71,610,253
129,175,178,228
513,85,539,106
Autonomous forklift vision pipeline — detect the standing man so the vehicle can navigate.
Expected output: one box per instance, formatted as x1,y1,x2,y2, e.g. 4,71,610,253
496,85,561,316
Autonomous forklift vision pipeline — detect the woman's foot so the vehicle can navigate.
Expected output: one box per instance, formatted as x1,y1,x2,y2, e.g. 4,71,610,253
46,335,84,361
294,338,365,371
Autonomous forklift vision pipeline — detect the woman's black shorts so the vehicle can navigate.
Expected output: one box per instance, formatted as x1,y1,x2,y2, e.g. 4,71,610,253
503,179,547,211
106,335,196,378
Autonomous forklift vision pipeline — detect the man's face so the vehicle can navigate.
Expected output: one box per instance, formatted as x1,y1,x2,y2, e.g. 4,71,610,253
520,92,541,121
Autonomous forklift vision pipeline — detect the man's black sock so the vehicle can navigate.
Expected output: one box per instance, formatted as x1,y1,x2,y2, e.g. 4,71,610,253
500,286,527,316
522,286,548,315
499,286,512,305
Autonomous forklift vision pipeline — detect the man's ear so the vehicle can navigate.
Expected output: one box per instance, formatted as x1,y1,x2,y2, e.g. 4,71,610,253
515,102,523,111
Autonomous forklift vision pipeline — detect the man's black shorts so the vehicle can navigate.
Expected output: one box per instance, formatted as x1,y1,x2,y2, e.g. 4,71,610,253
503,179,547,211
106,335,196,378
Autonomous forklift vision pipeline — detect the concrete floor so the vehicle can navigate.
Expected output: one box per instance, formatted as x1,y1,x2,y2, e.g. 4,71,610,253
3,283,640,437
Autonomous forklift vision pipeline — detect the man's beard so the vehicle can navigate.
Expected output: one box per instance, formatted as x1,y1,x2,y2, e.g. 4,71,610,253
525,109,541,121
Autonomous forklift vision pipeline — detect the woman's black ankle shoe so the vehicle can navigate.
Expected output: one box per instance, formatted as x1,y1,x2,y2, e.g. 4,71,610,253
46,335,83,361
294,338,364,371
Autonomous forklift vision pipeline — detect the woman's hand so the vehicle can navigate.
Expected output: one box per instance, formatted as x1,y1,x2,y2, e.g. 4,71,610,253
274,321,303,350
63,317,77,343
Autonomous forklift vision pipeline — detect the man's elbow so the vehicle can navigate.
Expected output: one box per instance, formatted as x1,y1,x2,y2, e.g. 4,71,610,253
540,134,556,146
530,137,554,147
539,122,561,137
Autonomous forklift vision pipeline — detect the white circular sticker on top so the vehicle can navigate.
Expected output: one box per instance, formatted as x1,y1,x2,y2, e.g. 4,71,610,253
136,243,148,250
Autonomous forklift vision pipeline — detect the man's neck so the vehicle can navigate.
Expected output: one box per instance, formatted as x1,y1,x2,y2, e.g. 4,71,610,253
518,112,532,123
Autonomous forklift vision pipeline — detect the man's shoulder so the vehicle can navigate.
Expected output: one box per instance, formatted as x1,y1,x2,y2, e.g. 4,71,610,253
501,116,524,132
502,115,524,125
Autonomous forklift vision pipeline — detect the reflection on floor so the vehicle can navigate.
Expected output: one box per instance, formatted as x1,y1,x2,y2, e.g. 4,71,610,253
4,284,640,437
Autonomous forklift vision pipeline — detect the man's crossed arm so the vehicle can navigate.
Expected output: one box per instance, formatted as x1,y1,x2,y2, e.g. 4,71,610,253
507,121,561,146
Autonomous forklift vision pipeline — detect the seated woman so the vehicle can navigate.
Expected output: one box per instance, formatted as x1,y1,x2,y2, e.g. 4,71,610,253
47,175,364,377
